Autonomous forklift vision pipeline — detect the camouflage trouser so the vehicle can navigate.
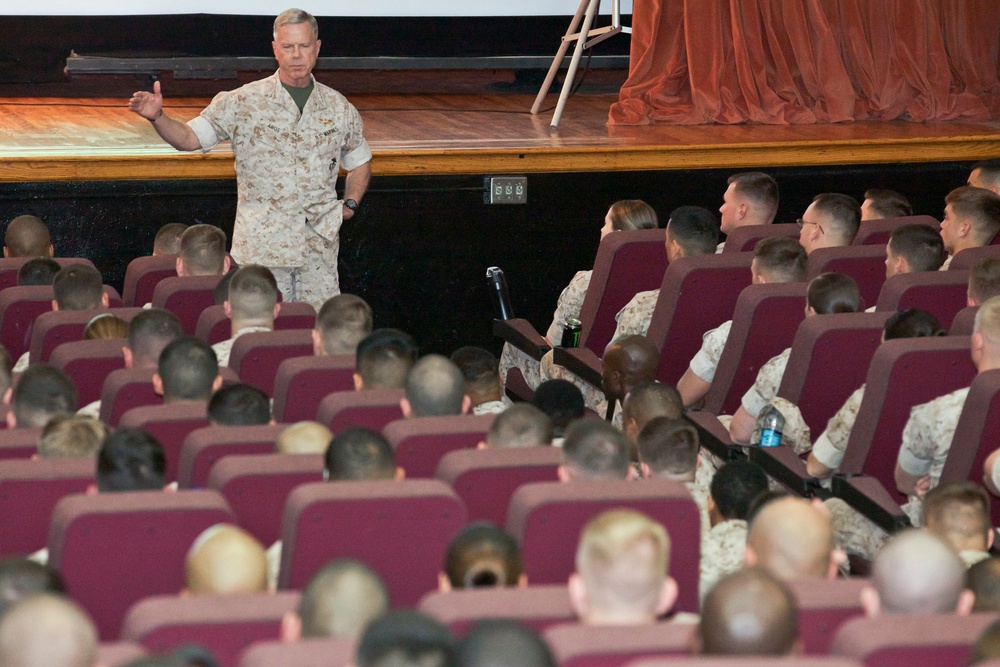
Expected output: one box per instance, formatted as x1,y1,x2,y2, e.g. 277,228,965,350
824,497,890,561
540,350,609,417
499,343,543,390
269,226,341,312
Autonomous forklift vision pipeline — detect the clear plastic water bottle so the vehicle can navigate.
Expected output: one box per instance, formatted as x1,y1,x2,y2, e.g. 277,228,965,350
756,404,785,447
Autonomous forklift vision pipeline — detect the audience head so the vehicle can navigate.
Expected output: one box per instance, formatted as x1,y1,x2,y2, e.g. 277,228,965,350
752,236,807,284
153,222,188,256
883,309,944,341
52,264,106,311
799,193,861,252
225,264,279,327
665,206,721,261
601,335,659,405
968,558,1000,612
0,558,65,617
969,158,1000,195
441,522,523,591
569,509,676,625
4,215,52,259
560,419,632,482
636,416,698,481
621,382,682,446
973,296,1000,369
970,258,1000,306
746,496,839,580
125,308,184,370
806,272,861,315
720,172,780,233
154,337,221,403
207,383,271,426
484,403,552,448
177,224,229,277
600,200,659,240
355,328,419,390
709,459,769,525
315,294,374,356
325,427,400,481
0,594,96,667
862,529,973,615
37,414,107,459
942,186,1000,255
96,428,166,492
355,610,454,667
922,481,992,556
886,223,946,277
276,421,333,455
861,188,913,220
531,380,585,439
402,355,469,418
16,257,60,286
285,559,390,641
7,364,76,429
84,313,128,341
185,524,268,595
696,567,798,656
455,620,556,667
450,346,502,408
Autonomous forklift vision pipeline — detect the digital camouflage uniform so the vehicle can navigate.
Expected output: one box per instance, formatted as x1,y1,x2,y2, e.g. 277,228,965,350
210,325,273,367
688,320,733,384
188,71,372,310
612,288,660,339
808,384,866,467
699,519,748,603
740,347,791,419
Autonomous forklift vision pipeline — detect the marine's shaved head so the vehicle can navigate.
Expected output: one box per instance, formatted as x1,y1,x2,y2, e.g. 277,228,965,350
601,336,660,405
866,529,971,615
0,594,97,667
295,559,390,639
276,421,333,455
4,215,52,259
404,354,468,417
746,497,837,580
697,567,798,656
185,524,268,596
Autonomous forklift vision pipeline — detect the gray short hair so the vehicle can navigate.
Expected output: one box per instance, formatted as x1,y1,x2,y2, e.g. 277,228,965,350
274,8,319,39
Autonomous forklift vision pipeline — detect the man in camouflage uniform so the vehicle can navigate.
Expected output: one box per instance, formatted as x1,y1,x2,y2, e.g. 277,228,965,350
128,9,371,310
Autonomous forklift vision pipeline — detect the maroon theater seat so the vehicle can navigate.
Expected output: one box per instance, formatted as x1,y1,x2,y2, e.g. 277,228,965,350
830,613,999,667
97,641,147,667
950,245,1000,271
196,301,316,345
384,413,496,478
786,577,868,654
121,592,299,667
48,489,235,639
722,223,801,253
237,637,355,667
151,275,223,335
0,285,61,359
506,480,700,613
50,339,127,408
119,403,210,483
0,428,43,460
853,215,940,246
806,244,888,311
418,584,575,636
629,659,863,667
0,257,96,293
316,389,405,433
228,329,314,394
30,307,143,366
122,254,177,307
544,622,693,667
876,270,970,330
950,306,978,336
278,479,466,606
178,424,286,490
100,366,239,428
272,354,355,423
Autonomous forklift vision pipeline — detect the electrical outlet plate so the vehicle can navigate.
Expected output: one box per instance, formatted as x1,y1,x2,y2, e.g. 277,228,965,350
485,176,527,204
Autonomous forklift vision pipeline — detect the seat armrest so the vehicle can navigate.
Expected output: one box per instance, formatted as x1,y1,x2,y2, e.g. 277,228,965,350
493,319,550,361
749,446,820,497
552,347,603,388
832,475,911,534
686,411,739,461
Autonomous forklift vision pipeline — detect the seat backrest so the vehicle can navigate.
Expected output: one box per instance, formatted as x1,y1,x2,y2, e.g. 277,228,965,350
279,479,466,606
0,285,58,359
0,257,96,293
506,480,700,613
316,389,405,433
876,270,970,330
209,454,324,545
785,577,868,654
121,592,299,667
950,306,979,336
722,223,801,253
646,253,754,385
151,275,223,335
0,457,94,557
48,489,235,640
30,307,144,365
703,282,808,416
435,446,562,526
777,312,891,437
122,254,177,307
629,659,863,667
544,622,693,667
237,637,355,667
830,613,999,667
806,245,888,311
272,355,355,423
853,215,940,246
178,424,286,490
197,302,317,345
950,245,1000,271
0,428,43,461
939,369,1000,521
100,367,239,427
418,584,575,635
119,403,210,483
384,414,496,478
839,337,977,496
229,330,315,395
578,229,668,355
50,339,126,408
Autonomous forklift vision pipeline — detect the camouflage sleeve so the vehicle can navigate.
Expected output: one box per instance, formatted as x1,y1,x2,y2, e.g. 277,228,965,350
545,271,593,344
689,320,732,383
740,348,790,418
611,289,659,339
811,385,866,470
191,89,236,152
340,101,372,170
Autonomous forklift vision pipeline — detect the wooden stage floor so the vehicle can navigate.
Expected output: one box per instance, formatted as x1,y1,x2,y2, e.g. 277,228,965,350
1,93,999,183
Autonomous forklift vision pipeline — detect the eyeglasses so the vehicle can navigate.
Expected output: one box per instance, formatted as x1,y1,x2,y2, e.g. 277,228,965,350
796,218,825,235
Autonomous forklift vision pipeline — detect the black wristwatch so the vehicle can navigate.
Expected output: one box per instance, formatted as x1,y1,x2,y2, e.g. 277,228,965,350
344,199,360,214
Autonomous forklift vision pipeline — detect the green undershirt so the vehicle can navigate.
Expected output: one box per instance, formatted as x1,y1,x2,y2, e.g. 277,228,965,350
282,80,314,114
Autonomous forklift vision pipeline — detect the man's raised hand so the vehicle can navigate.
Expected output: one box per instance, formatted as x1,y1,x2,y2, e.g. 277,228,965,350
129,80,164,121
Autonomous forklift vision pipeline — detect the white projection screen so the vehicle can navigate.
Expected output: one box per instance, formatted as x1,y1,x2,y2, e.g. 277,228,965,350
5,1,632,16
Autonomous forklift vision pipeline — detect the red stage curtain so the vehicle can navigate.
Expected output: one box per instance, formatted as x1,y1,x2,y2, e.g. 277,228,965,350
608,0,1000,125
